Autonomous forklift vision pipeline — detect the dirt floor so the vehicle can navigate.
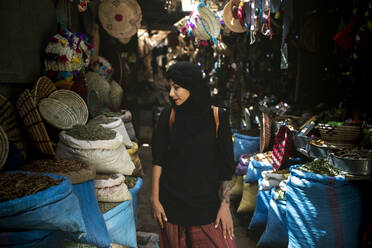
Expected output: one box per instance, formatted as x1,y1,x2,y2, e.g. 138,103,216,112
137,145,260,248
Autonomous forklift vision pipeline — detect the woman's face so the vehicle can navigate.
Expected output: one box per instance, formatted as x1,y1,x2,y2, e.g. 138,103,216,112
169,80,190,106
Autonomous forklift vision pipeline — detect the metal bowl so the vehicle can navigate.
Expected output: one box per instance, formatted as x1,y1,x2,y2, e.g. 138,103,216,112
328,154,372,176
293,135,312,150
307,143,328,159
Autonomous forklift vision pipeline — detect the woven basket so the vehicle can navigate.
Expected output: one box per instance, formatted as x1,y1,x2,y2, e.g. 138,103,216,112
86,71,111,108
0,125,9,169
0,95,28,159
16,89,56,158
31,76,57,103
193,4,221,42
318,124,361,144
260,113,272,153
49,89,89,125
38,98,79,130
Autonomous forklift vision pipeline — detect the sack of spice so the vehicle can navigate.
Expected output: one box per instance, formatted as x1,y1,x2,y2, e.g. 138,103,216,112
0,171,86,233
127,142,145,177
56,124,135,175
95,174,132,202
22,159,96,184
88,115,133,148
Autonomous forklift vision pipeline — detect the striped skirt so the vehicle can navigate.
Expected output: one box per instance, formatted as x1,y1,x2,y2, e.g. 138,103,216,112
159,221,237,248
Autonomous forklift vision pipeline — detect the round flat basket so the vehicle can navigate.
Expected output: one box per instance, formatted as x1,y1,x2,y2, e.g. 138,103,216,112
49,89,89,125
38,98,79,130
16,89,56,158
0,95,28,159
0,126,9,169
31,76,57,103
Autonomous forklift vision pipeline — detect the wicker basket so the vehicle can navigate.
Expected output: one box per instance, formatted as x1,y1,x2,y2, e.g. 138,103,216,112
16,89,56,158
49,89,89,125
0,95,28,159
0,125,9,169
318,124,361,144
260,113,272,153
38,98,79,130
31,76,57,103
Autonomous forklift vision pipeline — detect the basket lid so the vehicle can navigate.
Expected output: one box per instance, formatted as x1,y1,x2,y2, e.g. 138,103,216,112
31,76,57,103
38,98,79,130
49,89,88,125
0,125,9,169
16,89,56,158
0,95,28,160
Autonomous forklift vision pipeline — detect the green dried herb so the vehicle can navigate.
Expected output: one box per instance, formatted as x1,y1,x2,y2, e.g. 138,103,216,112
99,108,122,117
125,176,138,189
88,115,116,125
66,124,116,141
298,159,344,176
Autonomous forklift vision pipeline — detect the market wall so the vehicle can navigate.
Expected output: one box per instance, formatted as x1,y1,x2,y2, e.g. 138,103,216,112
0,0,82,101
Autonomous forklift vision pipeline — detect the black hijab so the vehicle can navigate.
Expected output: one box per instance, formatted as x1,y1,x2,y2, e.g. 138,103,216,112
165,62,213,141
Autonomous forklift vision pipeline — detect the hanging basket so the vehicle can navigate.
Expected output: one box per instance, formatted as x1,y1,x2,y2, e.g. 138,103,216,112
0,126,9,170
49,89,89,125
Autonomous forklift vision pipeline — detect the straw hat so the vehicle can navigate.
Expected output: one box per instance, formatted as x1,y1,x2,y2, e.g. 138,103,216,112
49,89,89,125
16,89,56,158
98,0,142,42
90,56,114,80
223,0,246,33
0,125,9,169
44,30,92,73
192,2,221,43
31,76,57,103
38,98,79,130
0,95,28,160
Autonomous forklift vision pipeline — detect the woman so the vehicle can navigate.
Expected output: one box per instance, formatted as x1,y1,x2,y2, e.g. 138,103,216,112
151,61,236,248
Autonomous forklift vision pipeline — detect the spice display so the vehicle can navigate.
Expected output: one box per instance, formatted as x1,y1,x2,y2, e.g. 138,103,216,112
298,159,344,176
125,176,138,189
254,151,273,164
331,148,372,160
0,173,62,202
99,109,123,117
66,124,116,141
95,174,120,180
23,159,88,173
88,115,116,125
310,139,327,147
98,201,121,213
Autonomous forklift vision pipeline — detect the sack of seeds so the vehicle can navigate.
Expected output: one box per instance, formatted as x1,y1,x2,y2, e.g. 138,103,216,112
95,174,131,202
56,125,135,175
88,115,133,148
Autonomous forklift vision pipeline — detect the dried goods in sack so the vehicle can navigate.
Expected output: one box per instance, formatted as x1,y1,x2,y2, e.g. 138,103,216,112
95,174,132,202
56,125,135,175
0,172,86,233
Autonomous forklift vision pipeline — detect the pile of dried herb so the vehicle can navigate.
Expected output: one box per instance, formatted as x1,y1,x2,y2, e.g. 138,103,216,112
254,151,274,164
298,159,344,176
23,159,88,174
99,109,122,118
125,176,138,189
88,115,116,125
66,124,116,141
95,174,120,180
0,173,62,202
98,201,121,213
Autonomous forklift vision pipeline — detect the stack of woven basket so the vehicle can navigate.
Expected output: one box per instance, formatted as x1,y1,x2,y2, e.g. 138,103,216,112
317,123,362,148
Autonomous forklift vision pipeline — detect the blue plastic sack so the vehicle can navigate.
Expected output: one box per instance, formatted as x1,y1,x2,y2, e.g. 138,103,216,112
248,178,271,231
65,180,111,248
0,230,63,248
0,171,86,233
129,177,143,227
245,157,273,183
287,165,363,248
257,188,288,248
233,133,260,163
104,200,137,248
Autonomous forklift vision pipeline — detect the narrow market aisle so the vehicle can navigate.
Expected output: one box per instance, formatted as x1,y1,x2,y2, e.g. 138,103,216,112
137,145,258,248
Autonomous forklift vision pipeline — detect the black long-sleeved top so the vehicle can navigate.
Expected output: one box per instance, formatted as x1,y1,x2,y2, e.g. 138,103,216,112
151,106,234,226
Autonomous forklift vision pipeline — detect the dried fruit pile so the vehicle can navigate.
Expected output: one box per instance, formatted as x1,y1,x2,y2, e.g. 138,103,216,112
0,173,62,202
23,159,88,173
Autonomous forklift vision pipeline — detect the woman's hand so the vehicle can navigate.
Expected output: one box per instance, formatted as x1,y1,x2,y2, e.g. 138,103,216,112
215,201,234,240
150,197,168,229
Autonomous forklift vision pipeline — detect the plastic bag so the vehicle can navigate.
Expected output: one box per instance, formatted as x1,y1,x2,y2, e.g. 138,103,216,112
233,133,260,163
248,178,271,231
129,177,143,227
245,157,273,183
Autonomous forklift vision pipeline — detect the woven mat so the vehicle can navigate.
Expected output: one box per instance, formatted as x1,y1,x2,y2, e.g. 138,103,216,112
16,89,56,158
0,94,28,159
